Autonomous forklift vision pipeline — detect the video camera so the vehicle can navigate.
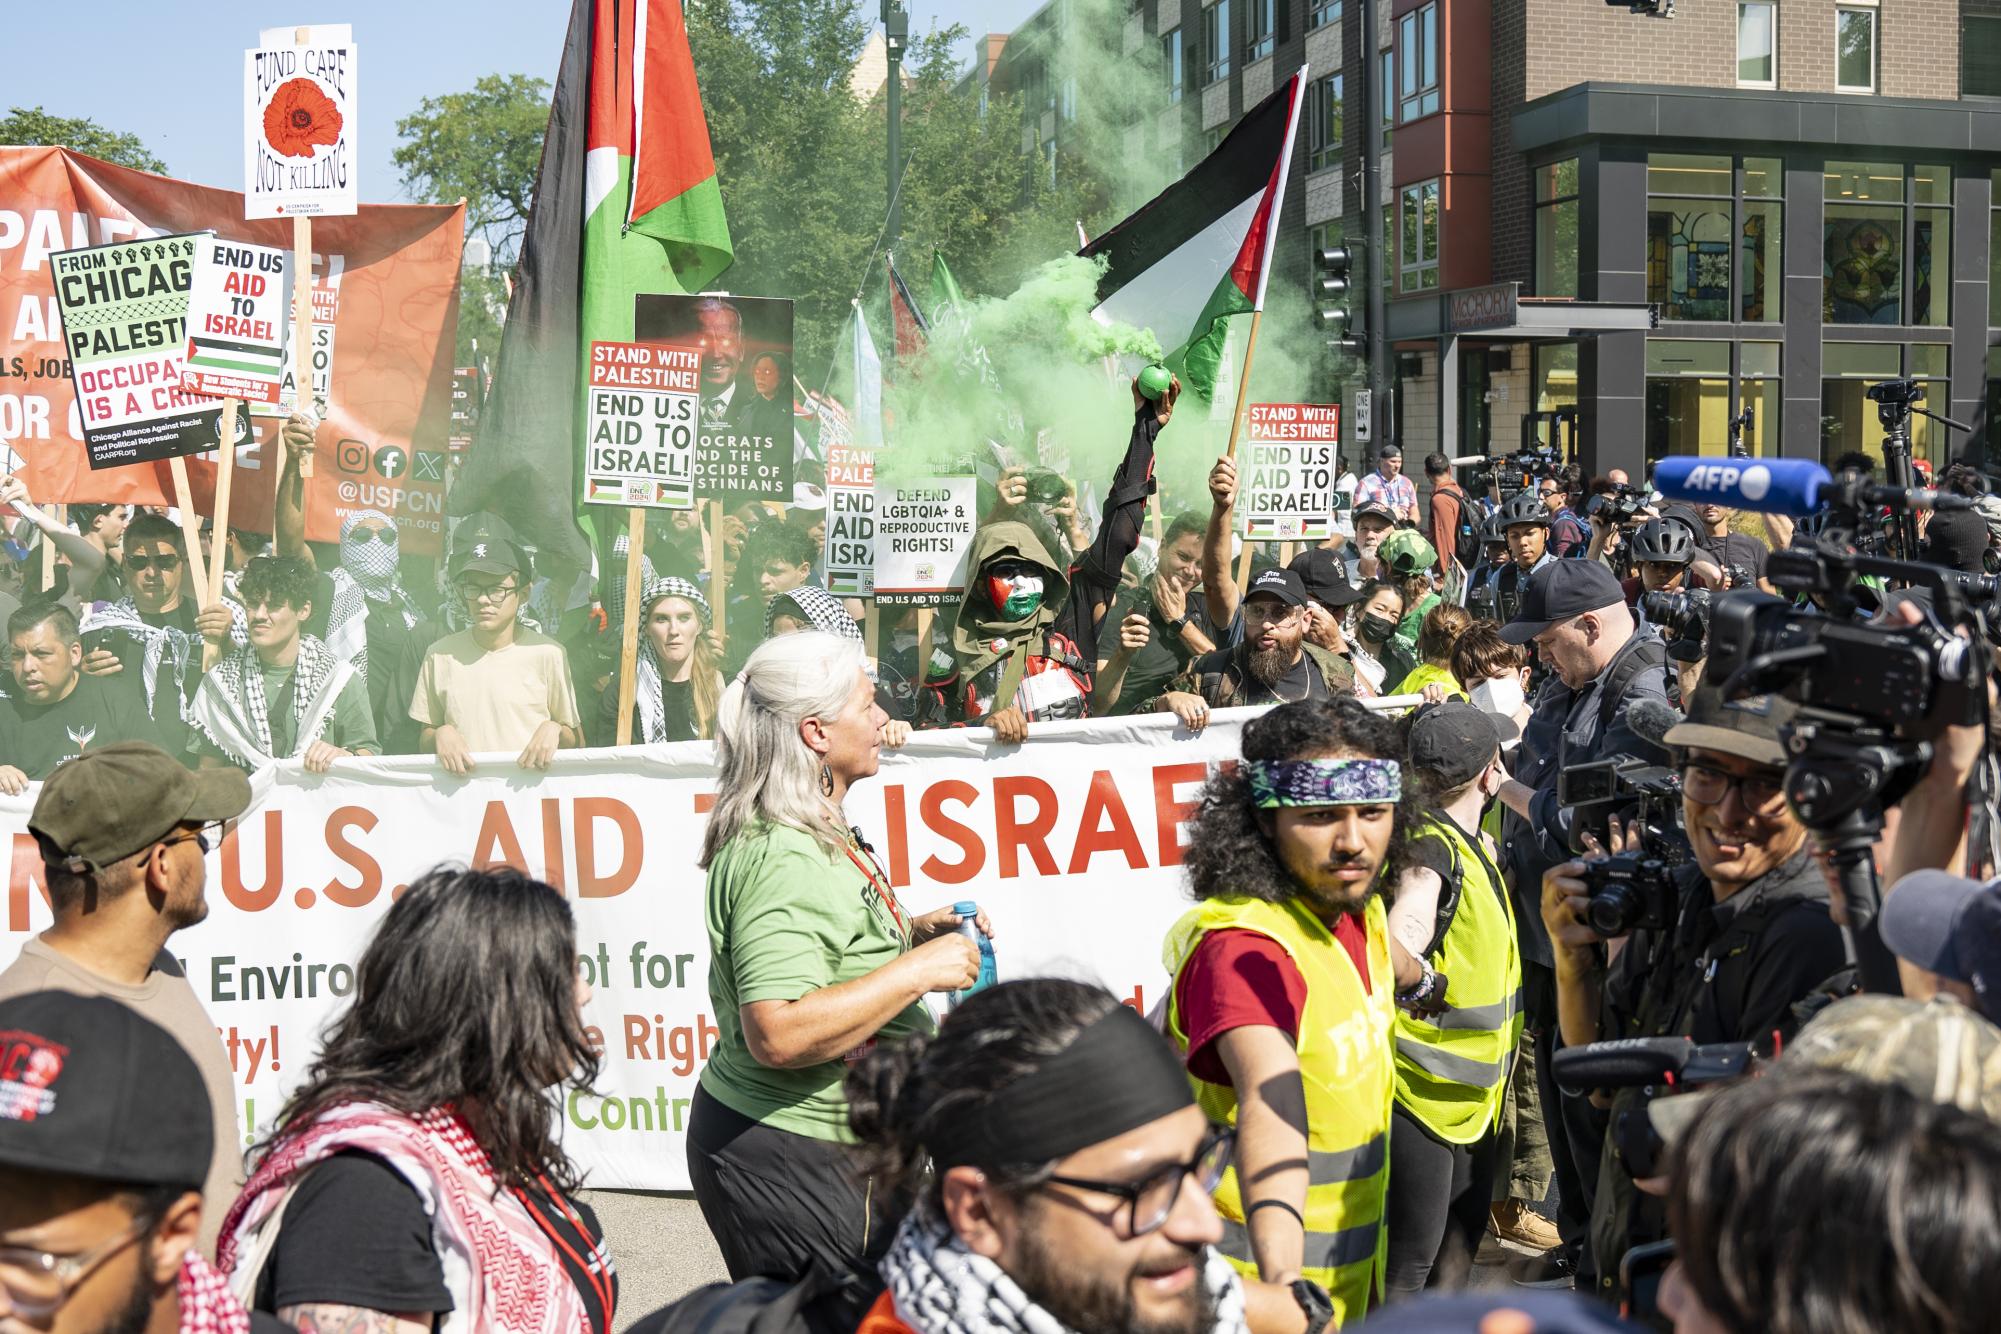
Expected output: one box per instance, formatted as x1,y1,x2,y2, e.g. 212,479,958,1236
1586,482,1651,529
1552,1036,1762,1178
1557,756,1688,937
1640,587,1712,664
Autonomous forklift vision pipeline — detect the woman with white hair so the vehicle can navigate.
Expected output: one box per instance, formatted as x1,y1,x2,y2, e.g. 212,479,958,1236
689,631,990,1291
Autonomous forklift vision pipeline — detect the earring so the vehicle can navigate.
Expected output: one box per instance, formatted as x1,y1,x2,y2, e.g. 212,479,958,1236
820,764,835,797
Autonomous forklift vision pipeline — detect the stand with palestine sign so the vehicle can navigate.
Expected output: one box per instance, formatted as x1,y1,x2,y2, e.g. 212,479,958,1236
1237,402,1340,541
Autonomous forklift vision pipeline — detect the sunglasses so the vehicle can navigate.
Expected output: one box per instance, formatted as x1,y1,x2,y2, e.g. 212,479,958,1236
158,820,229,855
126,553,182,572
349,526,395,544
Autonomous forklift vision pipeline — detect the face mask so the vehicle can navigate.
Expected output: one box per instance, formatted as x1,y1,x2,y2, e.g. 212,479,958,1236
1360,613,1398,643
987,569,1045,620
1471,674,1526,729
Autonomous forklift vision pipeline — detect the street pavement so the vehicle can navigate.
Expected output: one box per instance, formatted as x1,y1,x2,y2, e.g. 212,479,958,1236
579,1191,728,1329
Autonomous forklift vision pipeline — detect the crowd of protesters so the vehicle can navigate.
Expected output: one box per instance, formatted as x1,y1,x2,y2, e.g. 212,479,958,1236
10,366,2001,1334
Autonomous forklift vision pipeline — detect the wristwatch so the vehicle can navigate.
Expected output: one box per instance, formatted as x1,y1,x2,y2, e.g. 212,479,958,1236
1291,1278,1334,1334
1167,614,1190,634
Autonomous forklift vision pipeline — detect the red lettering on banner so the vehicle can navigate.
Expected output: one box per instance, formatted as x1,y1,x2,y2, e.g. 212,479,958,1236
541,799,567,891
576,798,640,898
919,780,983,885
993,775,1059,877
322,807,381,907
221,812,283,912
882,785,911,886
473,801,527,872
1152,762,1209,867
1068,770,1146,873
7,833,49,933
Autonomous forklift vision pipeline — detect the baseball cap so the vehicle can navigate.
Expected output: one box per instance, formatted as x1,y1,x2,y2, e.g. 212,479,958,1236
1408,701,1519,789
1376,443,1402,460
1288,548,1365,608
0,991,213,1187
1379,528,1438,578
450,512,532,581
1352,499,1396,526
1498,561,1626,644
30,742,250,874
1881,870,2001,1021
1243,567,1308,609
1662,684,1795,768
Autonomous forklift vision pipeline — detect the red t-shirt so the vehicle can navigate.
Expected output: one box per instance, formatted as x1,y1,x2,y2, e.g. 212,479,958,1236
1174,916,1374,1086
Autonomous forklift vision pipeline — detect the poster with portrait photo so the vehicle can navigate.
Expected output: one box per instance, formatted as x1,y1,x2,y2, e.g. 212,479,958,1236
635,293,795,502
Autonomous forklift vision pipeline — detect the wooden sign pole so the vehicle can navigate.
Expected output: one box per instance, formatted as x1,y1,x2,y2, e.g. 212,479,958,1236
292,215,315,476
709,500,728,660
39,506,60,593
200,399,242,669
167,457,213,612
613,507,647,746
864,602,881,673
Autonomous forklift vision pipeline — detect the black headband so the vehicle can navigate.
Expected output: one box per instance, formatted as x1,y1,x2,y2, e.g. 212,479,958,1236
932,1003,1195,1170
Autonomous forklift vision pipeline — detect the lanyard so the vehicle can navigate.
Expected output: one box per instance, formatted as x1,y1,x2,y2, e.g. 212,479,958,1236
514,1172,615,1330
842,833,909,942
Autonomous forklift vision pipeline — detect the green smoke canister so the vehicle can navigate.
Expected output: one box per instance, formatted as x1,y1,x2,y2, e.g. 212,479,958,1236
1137,364,1173,400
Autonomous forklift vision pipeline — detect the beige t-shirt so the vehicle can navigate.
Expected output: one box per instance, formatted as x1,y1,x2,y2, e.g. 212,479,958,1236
408,626,582,754
0,937,243,1257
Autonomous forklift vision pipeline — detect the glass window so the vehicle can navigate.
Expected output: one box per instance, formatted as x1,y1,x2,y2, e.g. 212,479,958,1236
1397,3,1440,122
1820,343,1946,469
1741,341,1782,377
1969,17,2001,97
1308,0,1343,30
1534,159,1580,298
1986,347,2001,470
1737,1,1776,86
1646,340,1733,376
1534,344,1578,449
1649,154,1785,324
1163,28,1183,105
1742,157,1783,198
1649,201,1733,321
1991,171,2001,326
1649,154,1732,197
1307,73,1343,172
1245,0,1274,63
1400,179,1440,292
1202,0,1231,85
1822,164,1949,326
1836,5,1877,93
1381,50,1396,147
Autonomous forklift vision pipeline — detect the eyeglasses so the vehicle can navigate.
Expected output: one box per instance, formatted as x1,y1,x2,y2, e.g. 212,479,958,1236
158,820,228,855
349,526,395,544
457,581,522,604
126,554,181,573
0,1217,150,1317
1538,487,1557,497
1681,761,1785,810
1041,1127,1235,1238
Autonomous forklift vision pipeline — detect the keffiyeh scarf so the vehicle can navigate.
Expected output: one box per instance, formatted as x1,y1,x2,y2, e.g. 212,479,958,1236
178,1251,250,1334
218,1103,593,1334
339,511,425,622
79,597,247,719
878,1206,1249,1334
765,582,862,642
187,634,354,768
633,577,712,745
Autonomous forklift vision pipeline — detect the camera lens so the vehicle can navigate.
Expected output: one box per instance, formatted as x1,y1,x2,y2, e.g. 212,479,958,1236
1588,883,1639,938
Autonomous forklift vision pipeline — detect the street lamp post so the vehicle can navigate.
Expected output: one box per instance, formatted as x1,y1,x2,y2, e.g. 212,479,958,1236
883,1,908,256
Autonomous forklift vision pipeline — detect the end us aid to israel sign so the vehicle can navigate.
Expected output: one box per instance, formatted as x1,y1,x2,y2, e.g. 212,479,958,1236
246,25,358,219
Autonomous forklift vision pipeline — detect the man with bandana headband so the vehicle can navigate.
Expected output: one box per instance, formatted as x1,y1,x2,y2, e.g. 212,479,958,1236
1164,697,1411,1328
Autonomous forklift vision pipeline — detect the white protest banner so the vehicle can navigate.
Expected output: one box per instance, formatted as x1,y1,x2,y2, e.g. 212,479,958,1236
584,340,699,509
1237,402,1341,541
245,25,358,219
874,475,976,608
824,444,876,597
181,235,291,403
0,713,1248,1189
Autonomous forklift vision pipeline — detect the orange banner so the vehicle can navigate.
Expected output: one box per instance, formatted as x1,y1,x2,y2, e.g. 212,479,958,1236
0,147,463,554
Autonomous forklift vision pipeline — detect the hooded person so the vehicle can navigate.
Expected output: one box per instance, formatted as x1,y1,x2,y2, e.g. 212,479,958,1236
915,520,1090,736
766,582,864,641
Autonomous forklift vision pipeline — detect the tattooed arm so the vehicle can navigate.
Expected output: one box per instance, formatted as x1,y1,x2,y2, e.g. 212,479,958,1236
276,1306,434,1333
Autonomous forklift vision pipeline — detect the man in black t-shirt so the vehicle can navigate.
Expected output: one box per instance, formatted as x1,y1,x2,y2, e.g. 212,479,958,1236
1146,568,1356,730
0,604,156,790
1690,501,1770,583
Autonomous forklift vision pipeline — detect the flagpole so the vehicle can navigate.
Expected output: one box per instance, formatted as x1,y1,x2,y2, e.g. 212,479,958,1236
1226,308,1265,592
614,507,647,746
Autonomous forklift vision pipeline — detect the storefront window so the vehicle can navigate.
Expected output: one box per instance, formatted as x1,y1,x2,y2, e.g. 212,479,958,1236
1648,154,1780,323
1645,341,1734,464
1535,160,1580,298
1820,341,1948,468
1534,343,1578,416
1823,162,1951,327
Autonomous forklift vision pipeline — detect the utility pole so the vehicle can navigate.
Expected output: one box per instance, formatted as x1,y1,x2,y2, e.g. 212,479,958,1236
1358,0,1389,440
883,1,908,255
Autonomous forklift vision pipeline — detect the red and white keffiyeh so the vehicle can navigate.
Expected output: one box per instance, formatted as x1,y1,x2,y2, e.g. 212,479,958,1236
178,1252,251,1334
216,1103,590,1334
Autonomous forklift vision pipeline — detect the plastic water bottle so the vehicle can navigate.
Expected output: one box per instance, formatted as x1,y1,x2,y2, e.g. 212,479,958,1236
950,899,998,1004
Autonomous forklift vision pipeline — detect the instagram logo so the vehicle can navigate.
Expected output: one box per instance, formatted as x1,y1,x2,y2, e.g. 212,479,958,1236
335,439,370,473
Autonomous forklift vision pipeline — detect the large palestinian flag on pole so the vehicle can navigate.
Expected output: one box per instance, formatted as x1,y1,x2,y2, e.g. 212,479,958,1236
453,0,733,570
1079,69,1305,401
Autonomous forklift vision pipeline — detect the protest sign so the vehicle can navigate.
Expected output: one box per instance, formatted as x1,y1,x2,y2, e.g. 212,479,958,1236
824,444,876,597
181,235,290,403
584,340,698,509
0,147,462,552
49,234,223,469
245,25,358,219
874,475,976,607
258,268,337,420
0,711,1248,1190
1237,402,1341,540
635,293,795,501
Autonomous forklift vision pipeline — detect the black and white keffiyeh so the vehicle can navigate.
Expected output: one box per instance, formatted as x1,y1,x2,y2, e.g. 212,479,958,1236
765,582,862,642
79,597,247,718
632,576,711,745
878,1207,1249,1334
188,634,355,768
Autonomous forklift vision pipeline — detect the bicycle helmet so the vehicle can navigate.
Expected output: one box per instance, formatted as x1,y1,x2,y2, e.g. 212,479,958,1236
1498,489,1549,530
1629,518,1695,565
1479,512,1507,545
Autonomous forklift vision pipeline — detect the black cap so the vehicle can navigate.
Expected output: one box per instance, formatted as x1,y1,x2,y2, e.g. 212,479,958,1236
1376,443,1401,459
1352,499,1396,526
450,512,532,581
0,992,213,1187
1243,567,1307,609
1288,548,1365,608
1499,560,1625,644
1408,700,1518,788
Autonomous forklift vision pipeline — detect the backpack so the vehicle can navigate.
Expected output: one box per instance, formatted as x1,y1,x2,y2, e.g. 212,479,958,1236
1442,485,1483,570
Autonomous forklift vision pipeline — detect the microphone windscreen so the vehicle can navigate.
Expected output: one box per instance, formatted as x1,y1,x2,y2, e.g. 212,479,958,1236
1652,457,1832,517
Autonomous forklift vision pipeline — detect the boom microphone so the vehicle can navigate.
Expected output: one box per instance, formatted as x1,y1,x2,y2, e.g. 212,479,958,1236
1448,454,1491,468
1625,697,1685,748
1651,457,1832,516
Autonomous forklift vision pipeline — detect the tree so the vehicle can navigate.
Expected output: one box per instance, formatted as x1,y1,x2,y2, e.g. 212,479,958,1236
1,107,166,173
394,74,551,260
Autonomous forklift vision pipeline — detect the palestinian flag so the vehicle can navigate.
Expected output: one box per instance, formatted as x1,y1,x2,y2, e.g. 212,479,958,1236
885,255,929,364
453,0,732,570
1079,68,1305,401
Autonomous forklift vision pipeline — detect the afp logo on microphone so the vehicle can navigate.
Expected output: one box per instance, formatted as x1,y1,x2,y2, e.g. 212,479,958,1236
1677,462,1771,501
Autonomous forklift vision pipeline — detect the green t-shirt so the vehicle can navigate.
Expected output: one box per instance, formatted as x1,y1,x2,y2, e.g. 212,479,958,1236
189,658,379,763
700,820,934,1141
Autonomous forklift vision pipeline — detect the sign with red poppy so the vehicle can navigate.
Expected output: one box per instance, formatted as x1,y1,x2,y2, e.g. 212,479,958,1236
244,24,357,219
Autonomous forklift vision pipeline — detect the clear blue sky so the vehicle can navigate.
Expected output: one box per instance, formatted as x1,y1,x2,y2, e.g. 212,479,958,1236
6,0,1044,198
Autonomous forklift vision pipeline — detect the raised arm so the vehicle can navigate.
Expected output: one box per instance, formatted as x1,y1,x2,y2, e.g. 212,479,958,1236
275,414,317,566
1202,456,1240,626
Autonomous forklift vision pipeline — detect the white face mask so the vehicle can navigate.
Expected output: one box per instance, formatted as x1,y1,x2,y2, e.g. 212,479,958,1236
1470,675,1526,736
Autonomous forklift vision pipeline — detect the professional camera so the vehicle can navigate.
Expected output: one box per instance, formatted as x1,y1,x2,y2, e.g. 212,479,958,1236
1640,587,1711,664
1579,853,1678,938
1558,756,1688,938
1586,483,1651,528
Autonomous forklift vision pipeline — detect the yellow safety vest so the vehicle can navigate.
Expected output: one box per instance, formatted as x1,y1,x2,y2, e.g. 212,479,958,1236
1393,816,1524,1144
1164,894,1395,1329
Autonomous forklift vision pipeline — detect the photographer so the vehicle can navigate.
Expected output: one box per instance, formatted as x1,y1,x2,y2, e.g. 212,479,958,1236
1539,470,1588,560
1539,685,1848,1297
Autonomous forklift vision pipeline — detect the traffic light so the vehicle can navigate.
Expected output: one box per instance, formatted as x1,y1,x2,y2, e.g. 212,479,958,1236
1317,245,1365,356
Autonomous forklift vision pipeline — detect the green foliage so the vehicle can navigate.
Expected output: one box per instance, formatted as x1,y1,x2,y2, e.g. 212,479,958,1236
453,266,509,371
393,73,552,260
0,106,166,173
